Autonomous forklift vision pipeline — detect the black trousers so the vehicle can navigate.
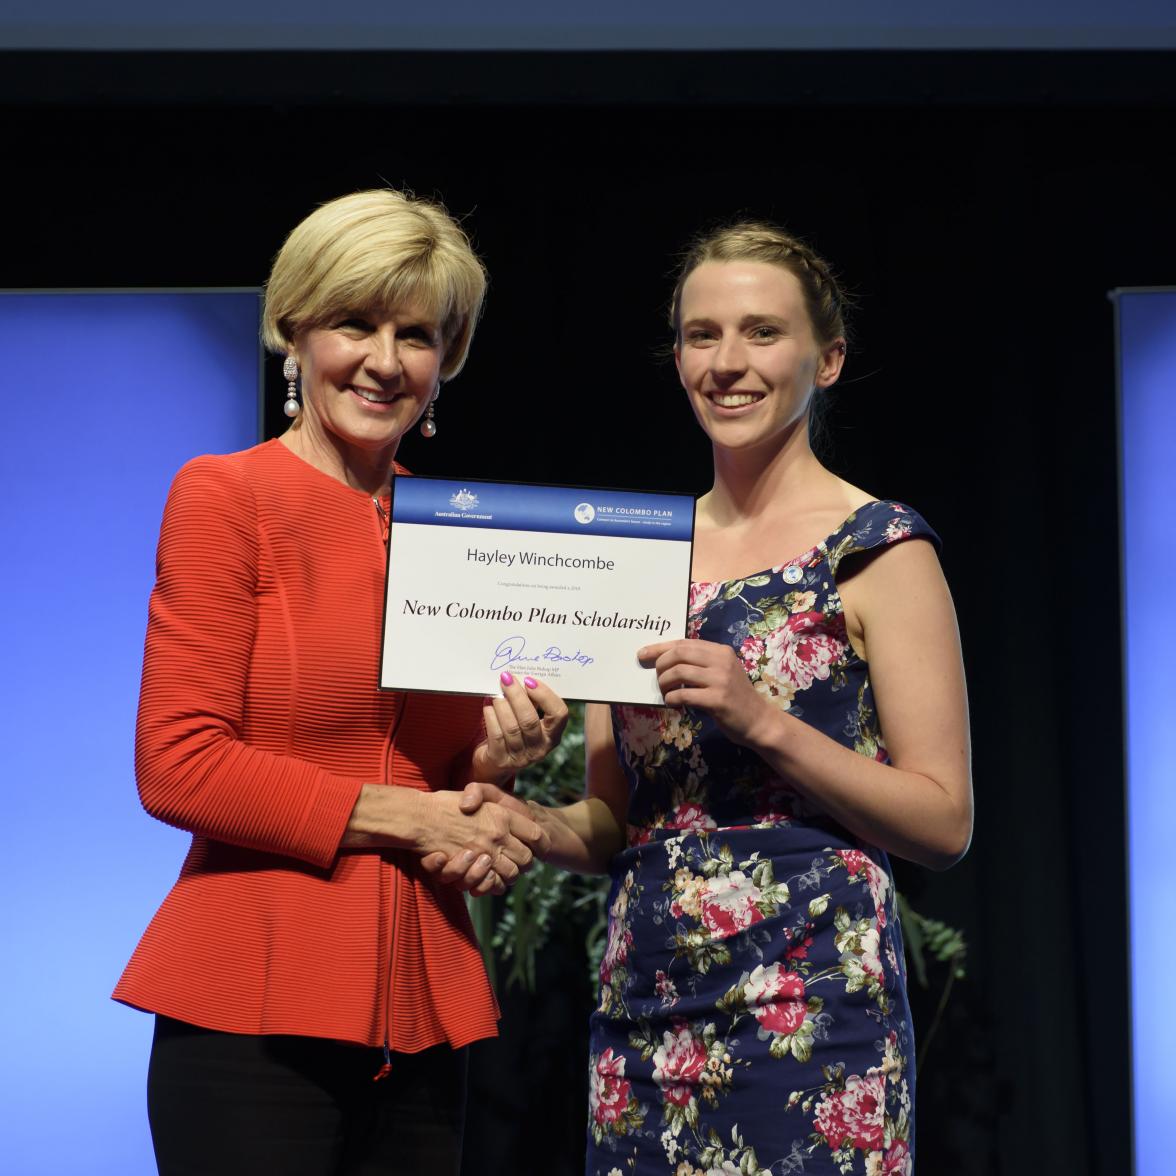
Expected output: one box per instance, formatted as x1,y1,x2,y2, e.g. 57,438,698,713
147,1016,467,1176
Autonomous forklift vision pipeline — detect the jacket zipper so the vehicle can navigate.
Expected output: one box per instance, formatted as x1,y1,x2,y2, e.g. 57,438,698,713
373,491,400,1080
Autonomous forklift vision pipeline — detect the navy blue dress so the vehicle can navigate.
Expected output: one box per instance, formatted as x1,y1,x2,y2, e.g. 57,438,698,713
586,501,939,1176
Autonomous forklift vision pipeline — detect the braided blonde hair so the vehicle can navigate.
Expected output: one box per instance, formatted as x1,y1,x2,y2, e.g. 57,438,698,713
669,221,848,348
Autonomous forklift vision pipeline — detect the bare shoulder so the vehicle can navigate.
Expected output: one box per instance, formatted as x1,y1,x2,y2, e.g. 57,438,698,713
798,473,877,542
693,472,880,583
839,534,953,662
831,475,875,512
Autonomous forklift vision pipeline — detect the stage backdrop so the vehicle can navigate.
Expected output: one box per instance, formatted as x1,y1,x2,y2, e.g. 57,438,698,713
0,291,260,1175
1116,288,1176,1176
2,0,1175,49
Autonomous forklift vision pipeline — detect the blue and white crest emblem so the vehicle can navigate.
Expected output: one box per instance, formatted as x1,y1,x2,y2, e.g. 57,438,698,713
449,488,479,510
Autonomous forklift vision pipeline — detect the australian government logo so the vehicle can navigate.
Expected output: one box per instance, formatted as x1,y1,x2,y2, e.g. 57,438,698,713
436,487,492,521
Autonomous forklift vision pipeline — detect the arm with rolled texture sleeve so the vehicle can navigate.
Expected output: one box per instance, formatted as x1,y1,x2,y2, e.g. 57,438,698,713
133,457,363,868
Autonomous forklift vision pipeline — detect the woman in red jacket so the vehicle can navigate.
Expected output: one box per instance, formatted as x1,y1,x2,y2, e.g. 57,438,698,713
115,189,564,1176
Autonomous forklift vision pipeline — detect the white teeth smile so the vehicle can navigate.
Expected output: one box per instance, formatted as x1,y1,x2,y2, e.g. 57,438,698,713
352,387,397,403
712,393,762,407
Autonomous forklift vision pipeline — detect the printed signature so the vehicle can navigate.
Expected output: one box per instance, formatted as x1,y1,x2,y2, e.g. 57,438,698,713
490,635,595,671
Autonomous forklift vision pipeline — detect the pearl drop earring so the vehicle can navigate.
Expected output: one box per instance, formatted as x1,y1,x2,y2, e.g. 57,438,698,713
282,355,301,418
420,385,439,438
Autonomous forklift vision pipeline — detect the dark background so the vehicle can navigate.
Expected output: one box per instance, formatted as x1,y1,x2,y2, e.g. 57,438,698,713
5,48,1171,1174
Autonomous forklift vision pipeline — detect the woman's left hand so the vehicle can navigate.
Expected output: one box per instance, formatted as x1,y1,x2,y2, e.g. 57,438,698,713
639,638,774,747
472,673,569,781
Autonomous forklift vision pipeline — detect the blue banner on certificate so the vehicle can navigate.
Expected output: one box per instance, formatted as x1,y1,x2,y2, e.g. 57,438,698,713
379,477,695,705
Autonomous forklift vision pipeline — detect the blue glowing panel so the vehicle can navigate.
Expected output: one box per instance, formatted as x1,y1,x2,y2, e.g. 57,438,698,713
1118,288,1176,1176
0,292,259,1174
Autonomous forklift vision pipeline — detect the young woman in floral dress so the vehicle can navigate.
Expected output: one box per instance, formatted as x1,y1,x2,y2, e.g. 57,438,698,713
457,222,973,1174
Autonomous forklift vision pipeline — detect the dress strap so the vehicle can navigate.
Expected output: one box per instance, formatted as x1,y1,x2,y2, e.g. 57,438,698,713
826,500,941,577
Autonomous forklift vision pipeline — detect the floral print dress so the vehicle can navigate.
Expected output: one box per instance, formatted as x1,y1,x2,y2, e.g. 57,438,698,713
587,501,939,1176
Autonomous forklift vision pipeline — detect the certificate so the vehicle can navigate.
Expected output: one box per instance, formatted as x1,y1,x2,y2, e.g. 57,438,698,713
379,477,695,705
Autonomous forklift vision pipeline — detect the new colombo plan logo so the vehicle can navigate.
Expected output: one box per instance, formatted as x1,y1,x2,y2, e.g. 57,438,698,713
574,502,596,525
449,488,480,510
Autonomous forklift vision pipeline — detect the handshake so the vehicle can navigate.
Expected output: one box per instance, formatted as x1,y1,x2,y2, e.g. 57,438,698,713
419,781,551,897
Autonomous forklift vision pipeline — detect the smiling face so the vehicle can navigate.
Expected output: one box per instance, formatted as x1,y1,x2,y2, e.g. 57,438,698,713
292,303,443,472
674,260,844,455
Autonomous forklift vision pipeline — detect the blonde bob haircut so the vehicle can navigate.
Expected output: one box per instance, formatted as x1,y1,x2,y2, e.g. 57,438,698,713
262,189,487,381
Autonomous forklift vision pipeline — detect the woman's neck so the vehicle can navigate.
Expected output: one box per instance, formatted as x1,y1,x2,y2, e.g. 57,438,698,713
703,424,828,527
280,421,396,498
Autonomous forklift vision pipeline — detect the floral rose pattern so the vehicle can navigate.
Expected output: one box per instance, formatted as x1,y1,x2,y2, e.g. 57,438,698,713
589,1046,647,1146
588,503,936,1174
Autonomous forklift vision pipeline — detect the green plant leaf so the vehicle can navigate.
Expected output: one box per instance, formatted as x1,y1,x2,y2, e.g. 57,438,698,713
897,893,928,989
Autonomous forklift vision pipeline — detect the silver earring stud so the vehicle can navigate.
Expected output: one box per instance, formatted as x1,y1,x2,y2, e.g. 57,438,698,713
282,355,301,418
420,386,439,438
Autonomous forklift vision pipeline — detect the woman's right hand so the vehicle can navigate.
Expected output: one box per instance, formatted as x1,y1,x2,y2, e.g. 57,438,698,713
343,782,548,895
423,703,632,886
421,782,552,895
418,787,548,889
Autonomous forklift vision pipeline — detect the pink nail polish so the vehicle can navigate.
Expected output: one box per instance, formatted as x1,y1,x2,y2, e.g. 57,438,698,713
523,676,538,689
500,671,514,686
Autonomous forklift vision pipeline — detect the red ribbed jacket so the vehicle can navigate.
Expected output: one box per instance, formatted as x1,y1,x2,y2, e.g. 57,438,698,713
113,440,498,1050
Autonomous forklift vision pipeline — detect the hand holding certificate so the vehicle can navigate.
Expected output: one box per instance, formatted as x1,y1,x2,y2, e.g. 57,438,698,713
379,478,695,705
